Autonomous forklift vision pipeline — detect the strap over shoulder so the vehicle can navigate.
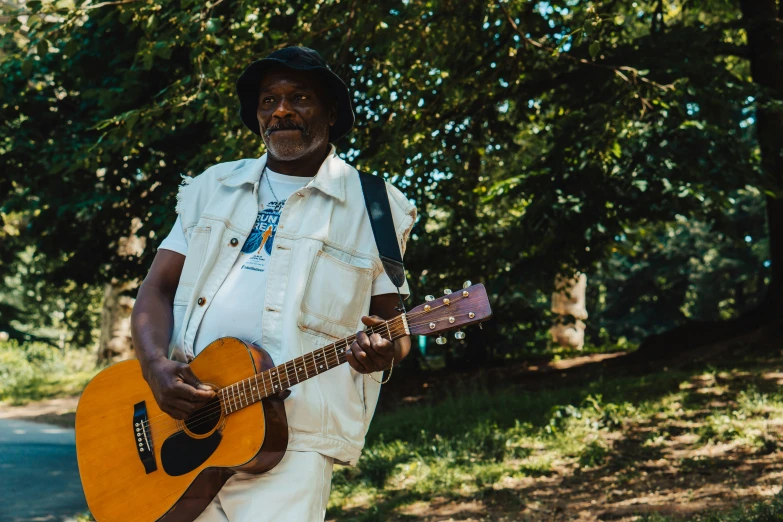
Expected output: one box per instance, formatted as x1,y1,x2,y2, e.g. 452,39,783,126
358,172,407,289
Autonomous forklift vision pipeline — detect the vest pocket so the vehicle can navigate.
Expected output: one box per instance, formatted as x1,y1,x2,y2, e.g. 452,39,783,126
298,248,373,340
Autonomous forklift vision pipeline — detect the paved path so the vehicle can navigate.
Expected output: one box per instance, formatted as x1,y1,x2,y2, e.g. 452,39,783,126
0,419,87,522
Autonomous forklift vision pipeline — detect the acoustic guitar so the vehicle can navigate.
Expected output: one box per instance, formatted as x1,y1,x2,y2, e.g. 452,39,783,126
75,284,492,521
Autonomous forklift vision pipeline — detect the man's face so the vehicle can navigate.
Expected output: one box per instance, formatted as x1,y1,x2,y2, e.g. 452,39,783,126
256,67,337,161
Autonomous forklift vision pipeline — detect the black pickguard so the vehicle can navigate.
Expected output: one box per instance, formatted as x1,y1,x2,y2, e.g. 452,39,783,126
161,430,222,476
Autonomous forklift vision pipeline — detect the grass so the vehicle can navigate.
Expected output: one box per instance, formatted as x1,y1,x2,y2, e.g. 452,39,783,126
327,358,783,520
0,340,98,405
14,345,780,520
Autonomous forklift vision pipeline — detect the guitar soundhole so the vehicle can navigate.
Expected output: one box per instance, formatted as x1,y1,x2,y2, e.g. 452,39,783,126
184,397,222,436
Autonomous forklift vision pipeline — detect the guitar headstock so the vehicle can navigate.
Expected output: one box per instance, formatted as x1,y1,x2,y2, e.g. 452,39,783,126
405,283,492,339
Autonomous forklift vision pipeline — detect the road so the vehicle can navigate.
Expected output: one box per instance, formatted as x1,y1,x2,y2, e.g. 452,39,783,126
0,418,87,522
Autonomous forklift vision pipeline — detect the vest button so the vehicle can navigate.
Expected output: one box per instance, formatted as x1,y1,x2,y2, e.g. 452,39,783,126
230,238,239,247
197,297,206,306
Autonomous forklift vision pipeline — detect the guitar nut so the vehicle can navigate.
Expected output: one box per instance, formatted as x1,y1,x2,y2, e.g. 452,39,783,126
449,317,455,323
429,322,436,329
469,312,475,319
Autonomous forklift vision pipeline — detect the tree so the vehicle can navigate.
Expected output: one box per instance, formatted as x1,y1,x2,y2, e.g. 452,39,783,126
0,0,777,364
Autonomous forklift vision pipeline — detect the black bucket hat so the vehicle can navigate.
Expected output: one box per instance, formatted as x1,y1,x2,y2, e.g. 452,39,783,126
236,46,355,143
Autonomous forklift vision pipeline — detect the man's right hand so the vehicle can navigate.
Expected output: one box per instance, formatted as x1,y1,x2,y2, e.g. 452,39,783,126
142,358,215,420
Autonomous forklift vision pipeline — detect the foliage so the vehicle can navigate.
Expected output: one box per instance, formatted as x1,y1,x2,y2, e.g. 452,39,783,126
327,360,783,520
589,187,769,342
0,339,98,404
1,240,103,346
0,0,777,356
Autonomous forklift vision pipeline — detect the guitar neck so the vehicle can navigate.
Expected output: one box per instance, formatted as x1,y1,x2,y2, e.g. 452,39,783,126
218,314,410,415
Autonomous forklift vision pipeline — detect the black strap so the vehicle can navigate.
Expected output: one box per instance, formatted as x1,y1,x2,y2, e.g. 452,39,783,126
358,172,406,289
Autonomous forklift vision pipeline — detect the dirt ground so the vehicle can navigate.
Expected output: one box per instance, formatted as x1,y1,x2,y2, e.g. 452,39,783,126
0,395,78,427
383,364,783,521
389,440,783,521
6,355,783,521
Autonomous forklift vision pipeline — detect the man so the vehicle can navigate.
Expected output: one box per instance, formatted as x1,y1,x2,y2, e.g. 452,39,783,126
130,46,416,521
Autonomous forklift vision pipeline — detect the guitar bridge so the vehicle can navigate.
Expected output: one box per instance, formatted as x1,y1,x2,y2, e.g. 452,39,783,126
133,401,157,474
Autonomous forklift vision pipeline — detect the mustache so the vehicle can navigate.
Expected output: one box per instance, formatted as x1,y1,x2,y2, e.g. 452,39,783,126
265,120,309,137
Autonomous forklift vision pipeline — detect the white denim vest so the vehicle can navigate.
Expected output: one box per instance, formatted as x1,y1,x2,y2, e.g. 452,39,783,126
167,145,416,465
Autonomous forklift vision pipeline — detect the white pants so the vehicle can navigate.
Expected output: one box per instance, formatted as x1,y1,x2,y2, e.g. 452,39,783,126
194,451,334,522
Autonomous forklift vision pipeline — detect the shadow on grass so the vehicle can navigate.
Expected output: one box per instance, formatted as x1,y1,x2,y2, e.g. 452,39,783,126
329,358,783,521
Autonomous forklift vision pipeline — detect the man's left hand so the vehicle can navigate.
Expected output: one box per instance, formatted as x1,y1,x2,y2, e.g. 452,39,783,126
346,315,395,373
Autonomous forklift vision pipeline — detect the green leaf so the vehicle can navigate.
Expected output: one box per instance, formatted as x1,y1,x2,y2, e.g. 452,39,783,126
611,142,621,158
37,39,48,57
206,18,220,33
126,112,139,130
119,8,134,23
589,41,600,59
64,38,78,56
156,44,172,60
21,58,34,77
142,53,154,70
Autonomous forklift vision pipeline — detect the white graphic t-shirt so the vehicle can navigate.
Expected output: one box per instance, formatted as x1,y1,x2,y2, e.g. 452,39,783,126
159,167,402,357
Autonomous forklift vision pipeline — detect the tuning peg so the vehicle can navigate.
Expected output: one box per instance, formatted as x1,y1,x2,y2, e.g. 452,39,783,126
463,280,472,289
444,288,452,295
435,335,447,345
454,331,466,340
425,295,435,302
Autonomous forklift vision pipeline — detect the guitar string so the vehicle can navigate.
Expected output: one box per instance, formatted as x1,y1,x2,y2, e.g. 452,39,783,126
407,313,474,329
145,349,349,441
142,325,411,441
136,318,404,426
140,300,478,437
140,290,475,428
140,299,477,436
405,294,474,319
138,322,407,434
137,325,399,427
139,293,480,437
143,310,477,442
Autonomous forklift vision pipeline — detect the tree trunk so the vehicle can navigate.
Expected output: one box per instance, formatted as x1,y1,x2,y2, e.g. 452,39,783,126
742,0,783,307
632,1,783,362
98,218,145,363
550,272,588,350
98,282,136,363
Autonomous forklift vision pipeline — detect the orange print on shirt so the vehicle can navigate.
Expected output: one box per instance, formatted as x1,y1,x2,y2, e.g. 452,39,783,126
258,225,273,253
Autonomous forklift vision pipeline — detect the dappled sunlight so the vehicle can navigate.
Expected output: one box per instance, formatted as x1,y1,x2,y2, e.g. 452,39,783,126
328,361,783,521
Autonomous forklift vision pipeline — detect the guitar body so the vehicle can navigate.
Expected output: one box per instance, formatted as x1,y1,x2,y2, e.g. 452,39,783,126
75,338,288,522
75,284,492,521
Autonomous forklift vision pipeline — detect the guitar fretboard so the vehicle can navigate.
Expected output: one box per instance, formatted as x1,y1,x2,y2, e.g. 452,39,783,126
219,315,408,415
